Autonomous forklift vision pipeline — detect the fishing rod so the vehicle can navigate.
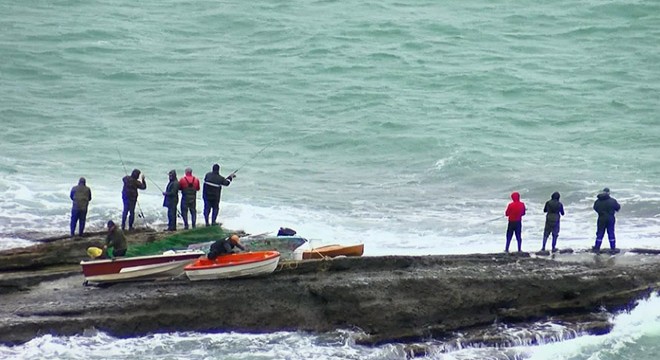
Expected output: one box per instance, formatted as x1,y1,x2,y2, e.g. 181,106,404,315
229,140,276,176
116,149,147,227
145,174,182,218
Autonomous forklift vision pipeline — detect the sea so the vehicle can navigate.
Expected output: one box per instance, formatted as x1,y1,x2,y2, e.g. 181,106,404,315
1,0,659,358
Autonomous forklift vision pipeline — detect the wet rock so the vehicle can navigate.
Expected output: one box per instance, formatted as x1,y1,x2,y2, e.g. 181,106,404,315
1,239,660,348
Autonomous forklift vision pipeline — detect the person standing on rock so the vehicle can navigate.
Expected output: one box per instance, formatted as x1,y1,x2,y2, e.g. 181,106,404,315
179,167,200,229
103,220,127,258
505,192,526,252
593,187,621,253
207,234,245,260
203,163,236,227
541,191,565,253
162,170,179,231
122,168,146,231
70,177,92,237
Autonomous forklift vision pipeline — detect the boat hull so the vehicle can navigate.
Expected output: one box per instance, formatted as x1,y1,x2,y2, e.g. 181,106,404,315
302,244,364,259
184,251,280,281
80,251,204,284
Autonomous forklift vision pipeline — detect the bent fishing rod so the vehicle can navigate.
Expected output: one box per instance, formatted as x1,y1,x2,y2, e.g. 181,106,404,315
116,149,147,226
228,140,277,177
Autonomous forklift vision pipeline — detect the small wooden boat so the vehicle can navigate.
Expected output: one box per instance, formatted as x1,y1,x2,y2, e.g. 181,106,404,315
302,244,364,260
184,250,281,281
80,250,204,285
188,234,307,260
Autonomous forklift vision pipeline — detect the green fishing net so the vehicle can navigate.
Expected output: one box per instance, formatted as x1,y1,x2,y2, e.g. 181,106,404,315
124,226,227,257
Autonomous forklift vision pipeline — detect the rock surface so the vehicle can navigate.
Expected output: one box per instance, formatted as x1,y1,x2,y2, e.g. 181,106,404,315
1,234,660,349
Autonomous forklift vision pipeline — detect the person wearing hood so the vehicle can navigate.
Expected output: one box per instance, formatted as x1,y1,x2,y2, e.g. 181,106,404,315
162,170,179,231
103,220,127,258
179,167,200,229
202,163,236,227
121,168,146,231
542,191,565,253
593,187,621,253
505,192,526,252
70,177,92,237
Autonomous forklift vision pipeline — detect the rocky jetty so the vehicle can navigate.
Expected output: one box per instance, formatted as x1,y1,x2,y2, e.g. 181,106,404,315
1,232,660,351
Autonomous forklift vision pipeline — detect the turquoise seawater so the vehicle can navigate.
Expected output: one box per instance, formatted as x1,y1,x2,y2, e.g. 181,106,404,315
1,0,659,358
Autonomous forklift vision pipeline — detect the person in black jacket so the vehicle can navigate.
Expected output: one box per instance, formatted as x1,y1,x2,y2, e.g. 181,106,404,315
121,169,146,231
202,164,235,227
541,191,565,253
207,234,245,260
593,187,621,253
162,170,179,231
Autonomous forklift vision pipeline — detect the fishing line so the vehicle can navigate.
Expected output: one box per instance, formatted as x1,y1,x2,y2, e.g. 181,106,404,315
230,140,277,176
116,149,147,226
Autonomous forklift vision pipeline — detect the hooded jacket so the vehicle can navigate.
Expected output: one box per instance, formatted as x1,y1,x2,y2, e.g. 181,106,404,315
543,191,565,221
70,178,92,211
593,192,620,219
122,169,146,202
203,169,232,201
505,192,526,222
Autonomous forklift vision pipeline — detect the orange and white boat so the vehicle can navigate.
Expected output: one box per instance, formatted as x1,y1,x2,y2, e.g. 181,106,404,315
184,250,281,281
302,244,364,260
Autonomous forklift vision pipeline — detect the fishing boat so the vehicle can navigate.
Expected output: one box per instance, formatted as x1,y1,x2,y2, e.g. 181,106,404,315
302,244,364,260
188,233,308,260
80,250,204,285
184,251,281,281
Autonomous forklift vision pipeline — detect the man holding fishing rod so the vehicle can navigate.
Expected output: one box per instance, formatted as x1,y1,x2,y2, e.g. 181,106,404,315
121,169,147,231
203,164,235,227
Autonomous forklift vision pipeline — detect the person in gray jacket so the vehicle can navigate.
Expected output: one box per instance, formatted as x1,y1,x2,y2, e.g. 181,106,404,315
70,177,92,237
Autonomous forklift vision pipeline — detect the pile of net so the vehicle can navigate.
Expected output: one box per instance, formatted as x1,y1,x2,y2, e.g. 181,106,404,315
125,226,228,257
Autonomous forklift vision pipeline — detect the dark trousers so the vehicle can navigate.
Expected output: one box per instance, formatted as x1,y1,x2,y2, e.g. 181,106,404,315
122,199,137,230
70,208,87,236
542,219,560,251
167,205,177,230
506,221,523,252
594,216,616,249
203,197,220,225
181,199,196,229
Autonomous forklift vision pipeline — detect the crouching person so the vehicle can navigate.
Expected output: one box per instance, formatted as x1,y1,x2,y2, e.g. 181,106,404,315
103,220,127,258
207,234,245,260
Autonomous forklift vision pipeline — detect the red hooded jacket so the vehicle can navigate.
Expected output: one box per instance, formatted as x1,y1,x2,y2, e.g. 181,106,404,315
505,192,526,222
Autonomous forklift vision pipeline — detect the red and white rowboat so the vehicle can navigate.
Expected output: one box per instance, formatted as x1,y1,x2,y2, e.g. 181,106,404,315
80,250,204,285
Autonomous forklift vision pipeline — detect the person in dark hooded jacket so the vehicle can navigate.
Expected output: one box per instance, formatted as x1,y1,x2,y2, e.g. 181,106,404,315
70,177,92,237
593,187,621,253
121,168,146,231
162,170,179,231
505,192,526,252
202,163,236,227
541,191,565,253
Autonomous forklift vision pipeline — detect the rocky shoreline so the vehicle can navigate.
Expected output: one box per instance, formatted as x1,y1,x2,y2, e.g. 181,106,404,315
1,230,660,352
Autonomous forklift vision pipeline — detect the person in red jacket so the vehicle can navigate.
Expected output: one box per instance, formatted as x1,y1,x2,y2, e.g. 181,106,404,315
505,192,526,252
179,167,201,229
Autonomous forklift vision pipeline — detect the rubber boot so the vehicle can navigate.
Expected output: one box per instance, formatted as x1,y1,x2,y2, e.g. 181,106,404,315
609,240,616,254
541,236,548,252
592,240,602,253
551,236,558,253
